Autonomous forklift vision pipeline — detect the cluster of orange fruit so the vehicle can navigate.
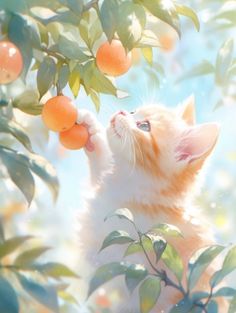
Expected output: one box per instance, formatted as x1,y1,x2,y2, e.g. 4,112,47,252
0,39,132,150
42,40,132,150
42,95,89,150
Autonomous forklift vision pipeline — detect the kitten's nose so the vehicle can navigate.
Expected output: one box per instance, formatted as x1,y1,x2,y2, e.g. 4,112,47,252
111,111,127,125
118,110,127,116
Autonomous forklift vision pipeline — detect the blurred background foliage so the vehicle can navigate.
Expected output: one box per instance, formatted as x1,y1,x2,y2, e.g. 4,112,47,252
0,0,235,312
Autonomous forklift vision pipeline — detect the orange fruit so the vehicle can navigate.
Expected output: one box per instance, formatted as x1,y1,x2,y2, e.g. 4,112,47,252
159,34,176,52
95,294,111,308
59,124,89,150
42,95,77,132
96,40,132,76
0,41,23,84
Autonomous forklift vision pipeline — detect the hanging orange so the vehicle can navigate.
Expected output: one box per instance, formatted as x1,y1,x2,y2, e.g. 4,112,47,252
0,41,23,84
42,96,77,132
96,40,132,76
59,124,89,150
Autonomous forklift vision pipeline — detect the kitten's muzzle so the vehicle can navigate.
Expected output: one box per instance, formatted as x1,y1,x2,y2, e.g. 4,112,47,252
110,110,128,126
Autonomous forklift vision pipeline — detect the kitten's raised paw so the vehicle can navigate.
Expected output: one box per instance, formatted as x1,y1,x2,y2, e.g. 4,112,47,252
77,109,104,153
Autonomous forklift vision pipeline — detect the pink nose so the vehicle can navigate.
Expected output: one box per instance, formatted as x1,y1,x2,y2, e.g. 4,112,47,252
118,110,126,116
111,110,127,125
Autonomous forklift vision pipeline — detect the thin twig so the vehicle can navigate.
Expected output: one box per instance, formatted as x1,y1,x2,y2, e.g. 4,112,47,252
41,46,66,63
83,0,99,12
137,231,186,296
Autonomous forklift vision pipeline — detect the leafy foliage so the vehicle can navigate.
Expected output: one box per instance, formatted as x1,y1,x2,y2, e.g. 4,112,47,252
89,208,236,313
0,223,78,313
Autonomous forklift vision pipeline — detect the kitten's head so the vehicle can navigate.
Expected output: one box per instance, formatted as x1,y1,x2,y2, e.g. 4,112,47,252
107,95,219,197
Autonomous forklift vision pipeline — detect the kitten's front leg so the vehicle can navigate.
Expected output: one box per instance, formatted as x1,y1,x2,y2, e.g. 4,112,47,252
77,109,112,185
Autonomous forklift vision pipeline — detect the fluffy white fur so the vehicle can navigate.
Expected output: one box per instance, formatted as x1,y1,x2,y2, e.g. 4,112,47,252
77,97,219,313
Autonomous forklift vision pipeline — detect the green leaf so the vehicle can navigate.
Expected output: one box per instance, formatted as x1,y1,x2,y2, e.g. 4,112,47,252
23,153,59,201
210,246,236,288
0,0,27,13
105,208,134,223
90,90,100,113
228,62,236,77
83,61,117,96
12,90,42,115
100,0,119,42
137,0,180,36
139,277,161,313
0,218,5,244
188,245,224,290
150,223,183,238
59,0,83,15
229,295,236,313
176,60,215,83
47,22,64,42
215,38,234,85
0,148,35,205
206,300,218,313
0,116,33,152
0,236,32,259
190,291,209,302
34,262,79,278
146,234,167,263
30,6,57,20
169,298,193,313
58,291,78,305
57,64,70,92
0,146,59,201
213,287,236,298
125,264,148,293
175,4,200,31
138,30,160,47
69,68,81,98
100,230,134,251
89,19,103,48
14,247,51,267
117,2,146,50
8,14,33,79
17,274,59,313
161,243,183,282
0,276,19,313
19,14,41,49
58,33,90,62
88,262,127,296
124,241,142,257
37,56,57,98
141,47,153,65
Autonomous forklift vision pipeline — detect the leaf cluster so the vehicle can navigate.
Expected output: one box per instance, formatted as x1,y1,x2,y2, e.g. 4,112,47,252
89,208,236,313
0,220,79,313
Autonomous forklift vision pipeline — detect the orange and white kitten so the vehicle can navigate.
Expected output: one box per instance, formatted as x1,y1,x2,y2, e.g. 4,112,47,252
78,96,221,313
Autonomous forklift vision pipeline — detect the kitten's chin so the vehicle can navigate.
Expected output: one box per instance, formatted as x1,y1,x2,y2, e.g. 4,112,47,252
106,126,133,162
106,126,121,152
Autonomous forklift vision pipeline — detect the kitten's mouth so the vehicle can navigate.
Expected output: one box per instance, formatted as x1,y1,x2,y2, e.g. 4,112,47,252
111,120,121,138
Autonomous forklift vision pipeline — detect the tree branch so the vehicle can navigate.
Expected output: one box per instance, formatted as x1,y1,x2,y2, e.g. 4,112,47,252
137,231,186,296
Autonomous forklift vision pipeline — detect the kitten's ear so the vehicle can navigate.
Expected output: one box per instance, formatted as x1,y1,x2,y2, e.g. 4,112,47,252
179,95,196,125
175,123,220,164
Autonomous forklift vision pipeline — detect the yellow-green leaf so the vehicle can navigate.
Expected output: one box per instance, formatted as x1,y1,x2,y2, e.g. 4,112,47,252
139,277,161,313
69,70,80,98
141,47,153,65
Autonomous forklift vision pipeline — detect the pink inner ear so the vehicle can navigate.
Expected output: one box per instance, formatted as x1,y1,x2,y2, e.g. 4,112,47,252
175,123,219,162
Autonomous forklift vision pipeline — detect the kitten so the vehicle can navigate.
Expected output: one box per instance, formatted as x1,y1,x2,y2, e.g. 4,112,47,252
78,95,222,313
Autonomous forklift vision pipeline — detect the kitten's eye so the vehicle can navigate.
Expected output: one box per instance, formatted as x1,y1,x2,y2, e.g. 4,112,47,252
136,121,151,132
130,111,136,114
